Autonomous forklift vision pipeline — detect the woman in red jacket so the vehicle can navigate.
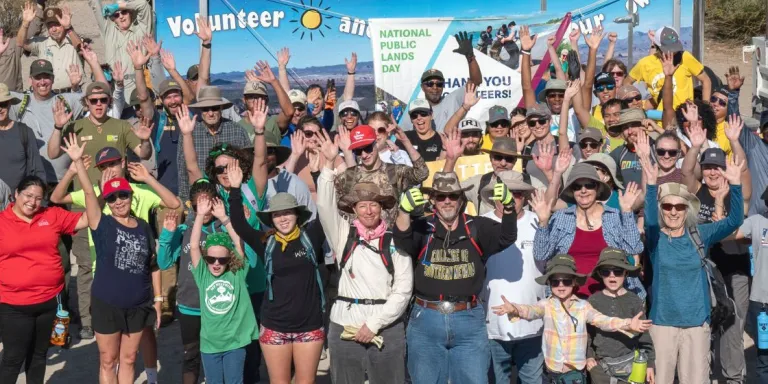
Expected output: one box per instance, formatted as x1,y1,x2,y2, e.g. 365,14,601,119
0,175,89,383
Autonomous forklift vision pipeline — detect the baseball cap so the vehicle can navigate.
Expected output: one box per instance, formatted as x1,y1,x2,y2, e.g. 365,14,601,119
579,127,604,142
338,99,360,114
43,8,62,24
488,106,510,124
288,89,307,104
617,85,641,99
95,146,122,166
243,81,268,96
408,99,431,114
594,72,615,87
421,69,445,83
158,79,182,97
186,65,199,80
536,79,567,103
85,82,111,97
654,26,684,53
30,59,54,77
102,178,132,200
348,125,376,150
700,148,727,168
459,118,482,132
526,103,552,119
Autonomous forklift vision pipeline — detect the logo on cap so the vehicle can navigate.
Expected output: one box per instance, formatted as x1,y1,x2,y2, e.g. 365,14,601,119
353,131,364,140
711,153,716,157
98,149,109,160
169,81,177,86
46,9,54,17
110,181,121,188
37,60,46,66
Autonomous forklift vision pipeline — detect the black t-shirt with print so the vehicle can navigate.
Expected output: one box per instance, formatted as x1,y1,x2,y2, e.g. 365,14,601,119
398,130,443,162
696,187,750,276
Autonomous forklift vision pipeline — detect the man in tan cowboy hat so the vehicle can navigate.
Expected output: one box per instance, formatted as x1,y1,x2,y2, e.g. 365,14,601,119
443,136,532,216
174,85,251,201
394,171,518,383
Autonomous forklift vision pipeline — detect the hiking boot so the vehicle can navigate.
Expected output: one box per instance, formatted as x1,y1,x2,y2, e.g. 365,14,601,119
79,326,94,339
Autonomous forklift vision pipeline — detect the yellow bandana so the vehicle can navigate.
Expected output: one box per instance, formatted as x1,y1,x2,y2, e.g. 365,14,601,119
274,226,300,251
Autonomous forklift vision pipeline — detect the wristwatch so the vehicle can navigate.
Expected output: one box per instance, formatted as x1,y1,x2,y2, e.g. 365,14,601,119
154,296,164,303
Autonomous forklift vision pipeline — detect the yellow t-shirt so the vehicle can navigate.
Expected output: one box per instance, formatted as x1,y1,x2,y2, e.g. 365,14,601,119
481,133,523,172
628,51,704,111
715,121,732,156
592,105,603,122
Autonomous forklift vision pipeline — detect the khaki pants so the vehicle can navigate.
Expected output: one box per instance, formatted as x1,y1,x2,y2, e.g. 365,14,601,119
155,207,182,316
649,323,711,384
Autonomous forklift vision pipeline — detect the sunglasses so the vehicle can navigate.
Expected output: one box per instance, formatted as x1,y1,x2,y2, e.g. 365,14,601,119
0,101,10,109
571,181,598,191
661,203,688,212
376,127,388,134
201,106,221,112
340,110,359,118
527,118,549,127
595,84,616,92
490,121,511,129
599,267,627,277
710,96,727,107
88,97,109,105
656,148,679,157
410,111,430,119
203,256,232,265
610,70,625,77
110,9,130,18
546,92,565,99
549,278,574,287
302,130,318,138
461,131,482,138
434,193,461,202
213,165,228,175
352,143,375,156
492,154,517,163
579,141,601,149
105,191,131,203
293,104,306,112
267,147,277,156
422,81,444,88
623,94,642,102
512,191,525,198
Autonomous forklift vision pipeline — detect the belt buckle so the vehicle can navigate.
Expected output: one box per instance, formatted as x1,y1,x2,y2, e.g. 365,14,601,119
438,301,455,314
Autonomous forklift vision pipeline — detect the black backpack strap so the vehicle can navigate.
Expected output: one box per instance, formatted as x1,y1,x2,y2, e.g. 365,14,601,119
477,172,496,209
19,123,29,151
379,232,395,278
339,225,359,270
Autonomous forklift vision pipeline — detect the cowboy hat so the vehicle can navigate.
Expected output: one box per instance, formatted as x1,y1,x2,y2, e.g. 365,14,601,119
582,153,624,190
481,137,532,159
0,83,21,105
189,86,234,109
338,182,397,214
560,163,612,204
256,193,313,229
535,254,588,286
431,172,473,194
480,170,533,207
590,247,640,280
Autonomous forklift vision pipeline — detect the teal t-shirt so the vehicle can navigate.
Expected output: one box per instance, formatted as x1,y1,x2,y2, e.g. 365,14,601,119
193,258,259,353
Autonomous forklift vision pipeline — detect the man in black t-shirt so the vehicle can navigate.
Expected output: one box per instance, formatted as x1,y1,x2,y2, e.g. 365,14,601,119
400,98,443,161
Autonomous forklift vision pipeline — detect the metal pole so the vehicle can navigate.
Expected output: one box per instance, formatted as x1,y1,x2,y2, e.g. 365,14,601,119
692,0,703,61
673,0,681,32
541,0,547,12
627,6,634,67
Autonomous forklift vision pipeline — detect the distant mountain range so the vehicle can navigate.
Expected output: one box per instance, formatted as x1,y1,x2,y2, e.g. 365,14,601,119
212,62,375,83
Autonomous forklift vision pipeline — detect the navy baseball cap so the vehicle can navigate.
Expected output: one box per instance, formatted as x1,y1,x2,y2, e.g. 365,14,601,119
95,147,122,167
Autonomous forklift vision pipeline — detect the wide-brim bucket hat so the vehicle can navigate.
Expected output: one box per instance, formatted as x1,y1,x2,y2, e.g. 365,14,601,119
559,163,612,204
338,182,397,214
256,192,313,229
535,254,588,286
189,86,234,109
590,247,640,280
582,153,624,190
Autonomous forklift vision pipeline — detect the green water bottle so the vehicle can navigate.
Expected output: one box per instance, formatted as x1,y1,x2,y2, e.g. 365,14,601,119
628,350,647,384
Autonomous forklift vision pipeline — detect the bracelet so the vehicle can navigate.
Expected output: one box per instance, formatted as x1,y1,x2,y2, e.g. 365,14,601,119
254,130,265,136
347,71,355,75
521,49,531,55
54,125,64,131
153,296,164,303
202,42,212,49
220,217,231,227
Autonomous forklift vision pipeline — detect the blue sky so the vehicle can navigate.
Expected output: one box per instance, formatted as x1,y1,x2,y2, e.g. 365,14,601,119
154,0,693,74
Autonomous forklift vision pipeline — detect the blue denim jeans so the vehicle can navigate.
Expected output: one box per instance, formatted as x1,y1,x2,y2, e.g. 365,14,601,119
406,303,490,384
201,347,246,384
745,300,768,384
488,336,544,384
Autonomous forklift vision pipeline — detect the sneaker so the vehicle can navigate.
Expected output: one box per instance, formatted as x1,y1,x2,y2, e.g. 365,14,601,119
320,347,328,360
79,326,94,339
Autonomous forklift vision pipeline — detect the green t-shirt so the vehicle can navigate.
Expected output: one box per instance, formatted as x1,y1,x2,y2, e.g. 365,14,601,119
238,115,282,143
63,117,142,190
193,258,258,353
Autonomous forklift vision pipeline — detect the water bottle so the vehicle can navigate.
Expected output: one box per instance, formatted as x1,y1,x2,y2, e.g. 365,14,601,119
50,309,70,347
758,310,768,350
627,350,648,384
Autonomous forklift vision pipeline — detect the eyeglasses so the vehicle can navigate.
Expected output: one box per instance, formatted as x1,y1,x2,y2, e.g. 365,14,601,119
302,130,318,138
203,256,232,265
422,81,444,88
579,141,601,149
213,165,228,175
571,181,598,191
461,131,482,138
340,110,359,117
599,267,627,277
105,191,131,204
88,97,109,105
546,92,565,99
595,84,616,92
610,70,625,77
549,278,574,287
492,154,517,163
410,111,430,119
434,193,461,202
527,118,549,127
661,203,688,212
656,148,679,157
710,96,727,107
201,106,221,112
490,121,511,129
352,143,375,156
293,104,306,112
109,9,130,18
623,94,642,102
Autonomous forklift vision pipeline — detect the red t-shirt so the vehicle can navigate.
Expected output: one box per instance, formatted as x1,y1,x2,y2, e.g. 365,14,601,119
567,226,608,297
0,205,81,305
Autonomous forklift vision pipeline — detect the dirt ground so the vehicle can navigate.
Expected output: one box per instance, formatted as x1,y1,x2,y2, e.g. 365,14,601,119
704,38,755,119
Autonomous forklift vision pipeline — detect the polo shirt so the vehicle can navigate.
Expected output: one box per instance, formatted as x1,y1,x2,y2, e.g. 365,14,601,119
28,36,83,90
9,91,85,183
63,117,142,189
0,204,81,305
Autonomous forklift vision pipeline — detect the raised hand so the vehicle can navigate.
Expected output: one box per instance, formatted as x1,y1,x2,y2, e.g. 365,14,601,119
638,154,658,185
546,35,556,47
22,2,36,24
307,150,322,172
647,29,656,44
585,26,604,50
110,61,125,85
684,118,707,148
212,198,227,221
491,295,519,318
175,104,197,135
564,79,581,101
246,97,268,130
567,51,581,81
249,61,276,84
81,46,99,65
569,26,581,46
519,26,537,51
66,64,82,87
463,82,480,110
635,130,651,159
725,66,745,90
452,31,474,58
57,5,72,30
492,182,513,206
345,52,358,73
725,114,744,141
163,209,179,232
530,189,553,224
629,312,653,333
607,31,618,43
661,51,678,77
100,167,118,191
554,147,573,174
142,34,162,57
337,125,352,152
316,130,339,162
532,142,554,171
53,98,73,128
721,155,744,185
681,101,699,123
277,47,290,68
619,182,640,212
290,130,307,154
135,116,154,140
127,162,151,182
127,39,149,68
226,159,243,189
195,15,212,43
400,187,426,213
196,195,212,217
61,132,86,162
160,49,176,71
68,155,92,174
511,129,526,153
440,130,465,160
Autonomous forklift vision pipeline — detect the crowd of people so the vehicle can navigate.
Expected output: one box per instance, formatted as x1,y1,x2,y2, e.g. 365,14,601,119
0,1,766,384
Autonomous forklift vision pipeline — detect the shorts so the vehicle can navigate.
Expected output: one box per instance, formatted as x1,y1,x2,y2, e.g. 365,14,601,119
258,325,324,345
91,295,155,335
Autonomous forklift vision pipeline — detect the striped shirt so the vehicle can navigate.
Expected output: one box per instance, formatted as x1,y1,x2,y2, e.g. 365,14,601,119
512,296,633,373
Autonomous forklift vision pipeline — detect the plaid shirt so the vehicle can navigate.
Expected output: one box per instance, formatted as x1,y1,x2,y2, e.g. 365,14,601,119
514,297,633,373
176,119,251,202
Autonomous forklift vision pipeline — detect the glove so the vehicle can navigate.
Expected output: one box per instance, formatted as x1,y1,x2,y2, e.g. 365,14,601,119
102,3,120,17
400,187,426,213
567,51,581,81
452,31,475,58
491,182,513,206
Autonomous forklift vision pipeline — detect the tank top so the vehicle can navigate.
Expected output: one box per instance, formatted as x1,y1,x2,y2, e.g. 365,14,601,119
568,227,608,297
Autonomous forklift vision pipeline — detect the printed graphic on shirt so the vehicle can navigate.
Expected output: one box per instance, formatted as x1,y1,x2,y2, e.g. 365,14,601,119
205,280,236,315
761,228,768,247
424,248,475,280
114,228,148,274
620,159,639,172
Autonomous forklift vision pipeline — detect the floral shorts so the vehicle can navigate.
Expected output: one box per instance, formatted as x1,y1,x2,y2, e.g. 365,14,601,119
259,325,325,345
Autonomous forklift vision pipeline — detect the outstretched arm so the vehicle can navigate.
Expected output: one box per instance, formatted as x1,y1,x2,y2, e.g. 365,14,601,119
343,52,357,101
519,26,537,107
195,16,212,92
247,98,269,198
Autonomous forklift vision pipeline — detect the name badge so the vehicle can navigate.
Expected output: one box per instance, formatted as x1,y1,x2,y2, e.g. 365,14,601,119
106,135,119,142
163,125,175,131
81,135,93,142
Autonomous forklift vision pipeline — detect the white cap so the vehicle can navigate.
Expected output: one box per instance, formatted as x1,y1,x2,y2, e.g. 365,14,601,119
338,99,360,113
459,118,482,132
408,98,431,114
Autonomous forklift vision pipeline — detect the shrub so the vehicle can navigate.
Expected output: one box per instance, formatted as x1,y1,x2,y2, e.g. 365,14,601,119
0,0,63,37
706,0,766,43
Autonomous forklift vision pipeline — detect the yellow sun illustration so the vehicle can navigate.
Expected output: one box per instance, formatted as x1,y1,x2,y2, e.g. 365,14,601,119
289,0,332,40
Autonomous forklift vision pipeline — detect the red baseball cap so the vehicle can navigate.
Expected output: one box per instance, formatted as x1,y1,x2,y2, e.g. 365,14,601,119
348,125,376,150
102,177,132,200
